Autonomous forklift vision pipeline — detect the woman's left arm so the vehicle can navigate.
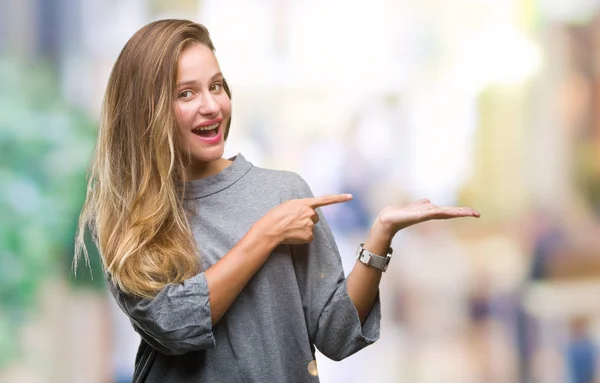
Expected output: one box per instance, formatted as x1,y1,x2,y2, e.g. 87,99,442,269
347,199,480,323
287,172,479,361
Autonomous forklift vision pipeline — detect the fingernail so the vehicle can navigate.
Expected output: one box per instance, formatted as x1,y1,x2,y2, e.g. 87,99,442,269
345,194,353,198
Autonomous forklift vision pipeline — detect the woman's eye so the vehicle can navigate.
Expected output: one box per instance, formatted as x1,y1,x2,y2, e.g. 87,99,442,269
210,83,223,92
178,90,193,99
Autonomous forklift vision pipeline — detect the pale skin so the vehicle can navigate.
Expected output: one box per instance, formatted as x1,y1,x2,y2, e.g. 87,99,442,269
174,43,481,325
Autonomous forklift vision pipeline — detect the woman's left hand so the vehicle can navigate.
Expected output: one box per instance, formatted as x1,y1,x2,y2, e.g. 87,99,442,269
375,198,480,237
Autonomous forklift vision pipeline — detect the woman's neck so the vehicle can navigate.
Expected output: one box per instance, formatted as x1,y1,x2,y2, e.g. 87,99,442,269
185,157,233,181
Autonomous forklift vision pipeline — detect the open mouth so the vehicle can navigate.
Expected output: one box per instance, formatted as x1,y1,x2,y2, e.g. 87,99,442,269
192,122,220,138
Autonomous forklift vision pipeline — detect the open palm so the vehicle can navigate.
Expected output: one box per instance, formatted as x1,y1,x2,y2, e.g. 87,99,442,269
377,198,480,234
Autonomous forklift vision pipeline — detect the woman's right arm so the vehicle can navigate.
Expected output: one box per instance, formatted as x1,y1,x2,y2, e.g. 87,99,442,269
204,222,280,324
108,194,352,355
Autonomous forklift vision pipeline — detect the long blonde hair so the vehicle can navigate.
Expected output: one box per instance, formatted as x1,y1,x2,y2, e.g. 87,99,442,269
74,19,231,299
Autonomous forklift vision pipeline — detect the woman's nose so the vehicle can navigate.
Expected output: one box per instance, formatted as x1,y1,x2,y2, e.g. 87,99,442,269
198,93,220,116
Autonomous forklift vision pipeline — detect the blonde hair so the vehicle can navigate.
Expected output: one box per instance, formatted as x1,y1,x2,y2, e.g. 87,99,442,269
74,19,231,299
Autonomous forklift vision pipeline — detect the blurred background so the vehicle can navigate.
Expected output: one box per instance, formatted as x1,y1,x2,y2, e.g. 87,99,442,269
1,0,600,382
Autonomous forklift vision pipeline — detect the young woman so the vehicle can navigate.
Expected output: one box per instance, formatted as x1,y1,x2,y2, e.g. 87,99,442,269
75,19,480,382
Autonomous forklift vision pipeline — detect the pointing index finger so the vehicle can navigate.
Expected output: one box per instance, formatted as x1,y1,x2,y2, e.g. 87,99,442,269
305,194,353,209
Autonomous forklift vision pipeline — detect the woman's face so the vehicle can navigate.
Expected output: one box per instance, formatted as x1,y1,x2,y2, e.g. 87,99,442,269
174,43,231,168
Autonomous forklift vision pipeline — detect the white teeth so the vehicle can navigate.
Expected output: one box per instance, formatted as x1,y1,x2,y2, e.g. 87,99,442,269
194,123,219,131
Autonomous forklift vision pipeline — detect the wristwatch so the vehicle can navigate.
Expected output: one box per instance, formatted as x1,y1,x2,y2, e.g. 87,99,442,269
356,243,393,272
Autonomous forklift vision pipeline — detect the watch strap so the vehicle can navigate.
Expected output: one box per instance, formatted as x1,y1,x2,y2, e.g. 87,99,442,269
356,243,393,272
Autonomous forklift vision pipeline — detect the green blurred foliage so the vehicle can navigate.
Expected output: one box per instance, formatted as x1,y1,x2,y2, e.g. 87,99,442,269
0,57,104,367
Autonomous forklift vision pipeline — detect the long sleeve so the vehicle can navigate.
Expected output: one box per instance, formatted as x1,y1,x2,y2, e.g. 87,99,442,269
107,272,215,355
289,174,381,361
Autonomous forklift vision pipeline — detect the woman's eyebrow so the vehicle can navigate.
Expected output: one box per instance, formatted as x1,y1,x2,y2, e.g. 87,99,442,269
176,72,223,88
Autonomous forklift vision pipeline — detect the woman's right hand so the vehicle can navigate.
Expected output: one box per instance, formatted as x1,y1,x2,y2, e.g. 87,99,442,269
258,194,353,245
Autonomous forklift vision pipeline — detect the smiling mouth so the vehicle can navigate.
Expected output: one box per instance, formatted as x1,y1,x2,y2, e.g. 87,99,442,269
192,122,219,138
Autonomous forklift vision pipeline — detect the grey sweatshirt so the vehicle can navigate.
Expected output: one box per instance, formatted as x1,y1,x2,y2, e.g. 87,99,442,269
107,154,381,382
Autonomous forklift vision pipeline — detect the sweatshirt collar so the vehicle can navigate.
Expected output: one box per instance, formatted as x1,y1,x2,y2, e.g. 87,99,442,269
182,153,252,199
